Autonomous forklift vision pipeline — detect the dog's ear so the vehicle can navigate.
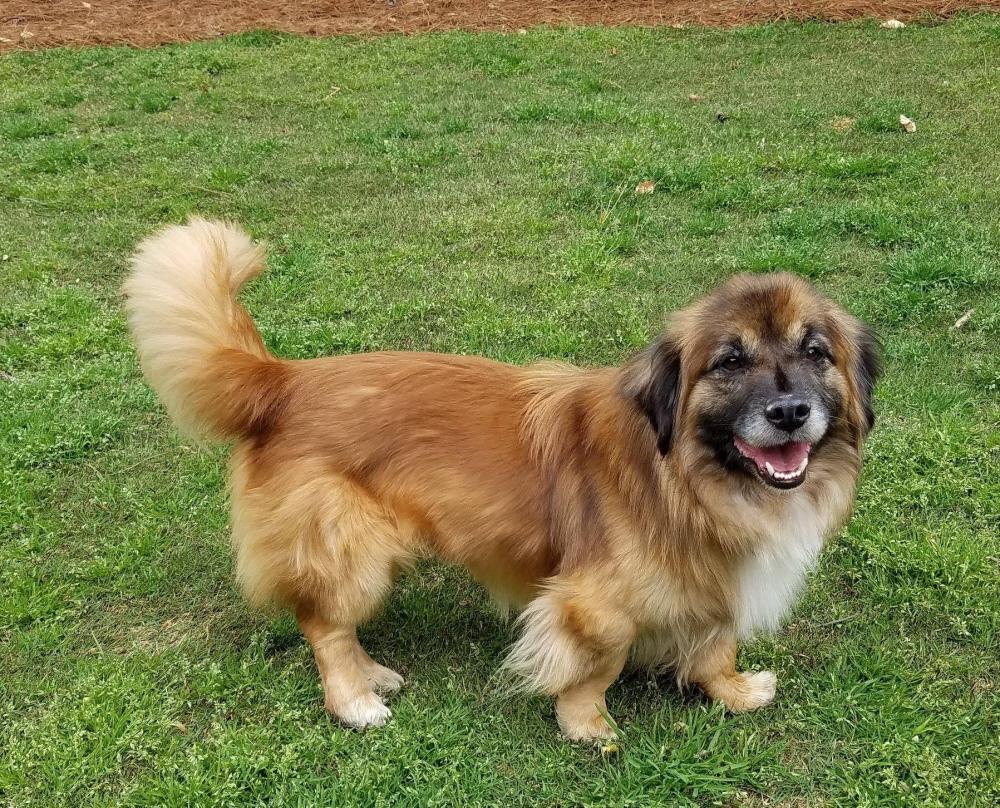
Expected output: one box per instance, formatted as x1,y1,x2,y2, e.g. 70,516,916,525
851,322,882,435
629,337,683,455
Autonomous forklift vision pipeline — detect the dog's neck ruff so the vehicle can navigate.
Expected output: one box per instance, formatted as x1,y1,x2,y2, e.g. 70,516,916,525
733,493,825,638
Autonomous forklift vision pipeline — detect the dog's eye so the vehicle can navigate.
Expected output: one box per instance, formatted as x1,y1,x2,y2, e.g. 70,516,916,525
805,345,827,362
720,354,743,371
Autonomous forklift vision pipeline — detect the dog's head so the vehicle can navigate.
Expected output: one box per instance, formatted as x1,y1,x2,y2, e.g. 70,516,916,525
627,273,880,490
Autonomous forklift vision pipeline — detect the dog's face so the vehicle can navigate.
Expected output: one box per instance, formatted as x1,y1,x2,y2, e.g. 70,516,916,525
633,273,880,490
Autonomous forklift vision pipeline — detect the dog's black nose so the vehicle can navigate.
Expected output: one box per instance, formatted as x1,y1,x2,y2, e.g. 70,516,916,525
765,396,811,432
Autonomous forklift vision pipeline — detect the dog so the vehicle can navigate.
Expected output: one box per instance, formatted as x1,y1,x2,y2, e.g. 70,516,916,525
124,218,880,741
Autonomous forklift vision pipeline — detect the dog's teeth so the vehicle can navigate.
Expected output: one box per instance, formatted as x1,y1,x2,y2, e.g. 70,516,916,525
767,465,807,482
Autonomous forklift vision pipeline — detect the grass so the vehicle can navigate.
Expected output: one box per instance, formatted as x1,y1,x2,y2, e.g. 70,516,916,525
1,15,998,807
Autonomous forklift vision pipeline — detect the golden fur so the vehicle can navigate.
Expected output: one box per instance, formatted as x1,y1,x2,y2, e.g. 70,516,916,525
124,218,879,740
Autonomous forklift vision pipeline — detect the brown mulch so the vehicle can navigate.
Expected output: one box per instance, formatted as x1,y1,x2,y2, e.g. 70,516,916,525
2,1,999,53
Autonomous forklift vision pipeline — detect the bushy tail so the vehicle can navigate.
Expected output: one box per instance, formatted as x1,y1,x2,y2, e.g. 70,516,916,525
123,217,290,441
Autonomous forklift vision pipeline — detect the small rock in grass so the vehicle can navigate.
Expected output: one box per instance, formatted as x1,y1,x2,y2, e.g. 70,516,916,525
688,93,704,102
881,19,906,29
899,114,916,133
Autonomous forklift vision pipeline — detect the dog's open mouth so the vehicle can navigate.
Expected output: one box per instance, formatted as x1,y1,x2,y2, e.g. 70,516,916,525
733,437,811,489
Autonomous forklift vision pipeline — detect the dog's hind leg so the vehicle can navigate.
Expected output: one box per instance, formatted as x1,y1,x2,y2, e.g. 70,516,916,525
255,473,411,729
231,450,412,728
355,640,405,694
297,607,394,729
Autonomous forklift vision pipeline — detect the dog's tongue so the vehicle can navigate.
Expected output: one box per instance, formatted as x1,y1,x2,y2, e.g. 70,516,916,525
734,438,811,473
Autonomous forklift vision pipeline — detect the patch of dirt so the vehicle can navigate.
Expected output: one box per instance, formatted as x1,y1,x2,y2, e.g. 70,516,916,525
2,1,999,53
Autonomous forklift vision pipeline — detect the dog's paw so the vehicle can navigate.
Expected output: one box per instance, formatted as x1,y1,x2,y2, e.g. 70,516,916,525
336,692,392,729
556,705,617,743
726,670,777,712
559,714,617,743
365,663,404,694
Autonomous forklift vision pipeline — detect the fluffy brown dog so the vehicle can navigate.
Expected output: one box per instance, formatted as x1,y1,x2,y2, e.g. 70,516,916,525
124,219,880,740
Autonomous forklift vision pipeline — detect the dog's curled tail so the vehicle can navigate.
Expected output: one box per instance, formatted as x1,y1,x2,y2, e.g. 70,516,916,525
124,217,290,441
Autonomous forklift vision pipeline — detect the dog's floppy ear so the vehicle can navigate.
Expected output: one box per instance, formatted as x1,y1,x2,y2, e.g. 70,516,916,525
629,337,683,455
851,322,882,435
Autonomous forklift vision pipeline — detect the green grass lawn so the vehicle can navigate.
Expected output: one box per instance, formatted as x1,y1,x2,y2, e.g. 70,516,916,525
2,16,999,807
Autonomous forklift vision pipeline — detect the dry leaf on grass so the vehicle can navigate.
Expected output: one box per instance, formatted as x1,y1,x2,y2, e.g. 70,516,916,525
635,180,656,195
899,114,917,133
951,309,975,330
832,116,855,132
688,93,704,102
881,19,906,29
609,47,619,56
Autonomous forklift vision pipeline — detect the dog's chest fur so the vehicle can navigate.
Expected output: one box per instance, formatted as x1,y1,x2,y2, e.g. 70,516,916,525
734,495,826,638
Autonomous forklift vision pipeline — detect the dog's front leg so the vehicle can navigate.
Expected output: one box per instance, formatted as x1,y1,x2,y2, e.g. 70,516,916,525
554,650,628,741
505,588,634,742
689,633,777,712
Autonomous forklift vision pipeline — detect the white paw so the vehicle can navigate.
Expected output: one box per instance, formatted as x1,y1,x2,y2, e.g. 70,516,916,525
556,707,618,742
560,718,617,743
366,663,404,694
338,692,392,729
741,670,777,709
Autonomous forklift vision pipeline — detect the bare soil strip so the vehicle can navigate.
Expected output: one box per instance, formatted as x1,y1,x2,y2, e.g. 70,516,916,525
3,1,999,53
